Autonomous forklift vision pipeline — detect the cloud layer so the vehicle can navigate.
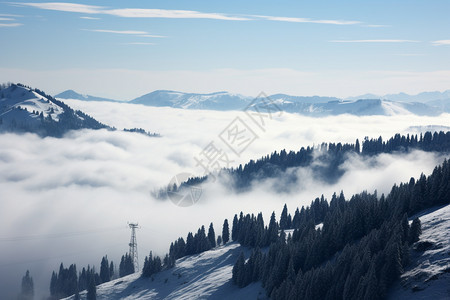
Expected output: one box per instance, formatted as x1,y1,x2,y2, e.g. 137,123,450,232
1,101,449,298
13,2,360,24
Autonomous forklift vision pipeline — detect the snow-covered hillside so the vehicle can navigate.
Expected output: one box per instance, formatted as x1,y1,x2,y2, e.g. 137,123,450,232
0,84,65,125
388,204,450,299
63,243,266,300
62,205,449,300
0,84,108,136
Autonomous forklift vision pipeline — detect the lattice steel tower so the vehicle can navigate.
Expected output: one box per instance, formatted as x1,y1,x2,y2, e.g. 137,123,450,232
128,222,139,272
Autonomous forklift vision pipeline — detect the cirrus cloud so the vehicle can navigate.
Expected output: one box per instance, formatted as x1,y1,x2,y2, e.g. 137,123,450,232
432,40,450,46
12,2,361,25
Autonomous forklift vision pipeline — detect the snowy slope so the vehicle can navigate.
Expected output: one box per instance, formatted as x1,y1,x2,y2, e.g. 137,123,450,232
63,205,450,300
0,84,64,124
0,84,109,136
63,243,266,300
388,204,450,299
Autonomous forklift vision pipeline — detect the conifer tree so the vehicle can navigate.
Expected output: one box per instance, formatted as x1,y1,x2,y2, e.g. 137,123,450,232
208,223,216,248
409,217,422,244
222,219,230,244
18,270,34,300
87,277,96,300
100,255,110,283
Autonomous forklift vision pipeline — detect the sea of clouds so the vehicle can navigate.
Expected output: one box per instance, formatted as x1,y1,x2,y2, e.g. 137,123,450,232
1,100,449,298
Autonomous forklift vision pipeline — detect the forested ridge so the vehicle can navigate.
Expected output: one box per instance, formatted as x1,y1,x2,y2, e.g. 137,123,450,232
184,131,450,191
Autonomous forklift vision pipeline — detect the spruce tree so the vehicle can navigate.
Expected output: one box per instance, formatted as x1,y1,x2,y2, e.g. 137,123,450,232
100,256,110,283
232,214,239,241
87,277,96,300
409,217,422,244
217,235,222,246
18,270,34,300
222,219,230,244
280,204,289,230
208,223,216,248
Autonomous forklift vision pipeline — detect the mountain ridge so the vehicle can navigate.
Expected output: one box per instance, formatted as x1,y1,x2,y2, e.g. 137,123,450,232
56,89,450,116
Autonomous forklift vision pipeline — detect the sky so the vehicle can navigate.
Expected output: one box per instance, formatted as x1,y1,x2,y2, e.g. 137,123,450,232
1,1,450,99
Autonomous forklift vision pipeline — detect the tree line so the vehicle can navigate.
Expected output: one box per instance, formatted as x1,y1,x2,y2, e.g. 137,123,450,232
182,131,450,191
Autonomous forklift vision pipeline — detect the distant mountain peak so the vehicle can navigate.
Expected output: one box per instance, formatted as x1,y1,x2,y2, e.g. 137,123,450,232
55,90,121,102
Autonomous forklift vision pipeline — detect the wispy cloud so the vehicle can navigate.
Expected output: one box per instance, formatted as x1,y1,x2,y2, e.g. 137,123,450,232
12,2,361,25
80,16,100,20
123,42,155,45
393,53,425,56
254,15,360,25
431,40,450,46
12,2,250,21
364,24,390,28
84,29,165,38
0,13,23,17
105,8,250,21
86,29,149,35
0,17,14,21
139,34,165,38
330,39,419,43
14,2,103,14
0,23,23,27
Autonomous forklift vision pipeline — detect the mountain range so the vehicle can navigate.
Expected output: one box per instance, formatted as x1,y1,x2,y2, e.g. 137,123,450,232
56,89,450,117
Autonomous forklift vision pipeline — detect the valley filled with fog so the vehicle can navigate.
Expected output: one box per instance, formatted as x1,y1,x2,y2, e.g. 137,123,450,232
1,100,449,298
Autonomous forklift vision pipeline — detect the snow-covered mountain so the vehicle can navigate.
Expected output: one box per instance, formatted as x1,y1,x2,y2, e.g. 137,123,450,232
130,90,447,116
55,90,121,102
264,98,442,116
0,84,108,136
347,90,450,103
131,90,252,110
63,204,450,300
63,243,266,300
54,88,450,116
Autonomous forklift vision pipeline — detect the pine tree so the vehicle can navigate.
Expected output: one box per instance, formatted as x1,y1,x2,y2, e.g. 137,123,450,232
217,235,222,246
87,277,96,300
100,255,110,283
409,217,422,244
280,204,289,230
50,271,57,296
109,261,115,279
222,219,230,244
18,270,34,300
232,252,246,287
268,212,278,244
208,223,216,248
232,214,239,241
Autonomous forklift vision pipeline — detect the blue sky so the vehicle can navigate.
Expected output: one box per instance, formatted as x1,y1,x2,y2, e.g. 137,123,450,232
1,1,450,99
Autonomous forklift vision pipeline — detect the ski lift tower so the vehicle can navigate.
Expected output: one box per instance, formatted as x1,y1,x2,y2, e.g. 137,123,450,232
128,222,139,272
